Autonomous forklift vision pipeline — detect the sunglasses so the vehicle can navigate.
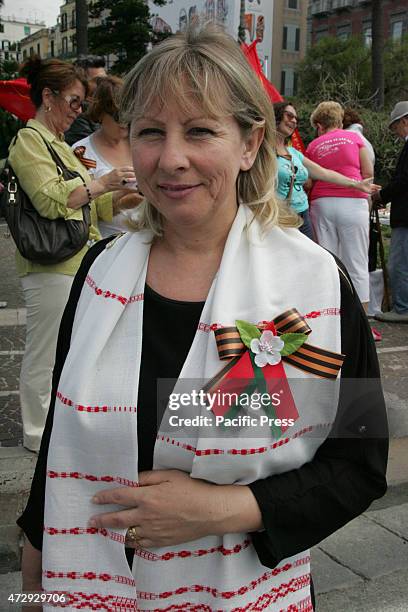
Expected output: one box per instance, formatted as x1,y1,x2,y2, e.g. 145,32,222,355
52,90,84,111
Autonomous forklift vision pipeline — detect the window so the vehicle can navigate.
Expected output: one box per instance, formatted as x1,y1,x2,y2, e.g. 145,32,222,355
23,49,27,59
337,24,351,40
281,68,298,96
50,40,55,57
62,37,68,53
0,24,4,33
363,23,372,47
2,40,10,50
283,24,300,51
29,46,34,56
391,20,403,41
37,43,40,55
287,0,298,8
24,26,31,35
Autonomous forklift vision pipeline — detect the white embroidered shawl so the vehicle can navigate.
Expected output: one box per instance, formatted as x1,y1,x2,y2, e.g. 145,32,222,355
43,205,341,611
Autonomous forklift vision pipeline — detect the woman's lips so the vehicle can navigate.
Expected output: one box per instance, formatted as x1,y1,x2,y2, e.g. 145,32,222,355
158,184,201,199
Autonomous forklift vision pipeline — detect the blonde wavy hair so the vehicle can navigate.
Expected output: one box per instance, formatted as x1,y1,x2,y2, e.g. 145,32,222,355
310,101,344,130
120,25,300,234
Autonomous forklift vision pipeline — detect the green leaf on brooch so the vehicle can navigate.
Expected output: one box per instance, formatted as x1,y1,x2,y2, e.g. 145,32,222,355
280,333,308,356
236,319,261,349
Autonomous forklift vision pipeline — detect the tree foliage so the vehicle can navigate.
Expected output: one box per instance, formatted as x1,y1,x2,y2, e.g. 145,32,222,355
297,36,371,104
298,34,408,109
88,0,167,74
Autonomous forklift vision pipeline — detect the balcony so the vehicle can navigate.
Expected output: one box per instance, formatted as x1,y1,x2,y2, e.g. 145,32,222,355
310,0,332,17
332,0,354,10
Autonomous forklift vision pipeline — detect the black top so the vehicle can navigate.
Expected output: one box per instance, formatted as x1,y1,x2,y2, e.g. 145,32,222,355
18,238,388,571
380,140,408,228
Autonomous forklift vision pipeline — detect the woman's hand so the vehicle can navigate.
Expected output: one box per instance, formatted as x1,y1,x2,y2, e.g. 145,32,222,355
355,177,382,195
112,191,144,213
89,470,262,548
97,166,137,192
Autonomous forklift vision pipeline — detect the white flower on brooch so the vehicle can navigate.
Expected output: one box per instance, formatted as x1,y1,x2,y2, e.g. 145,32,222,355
250,330,284,368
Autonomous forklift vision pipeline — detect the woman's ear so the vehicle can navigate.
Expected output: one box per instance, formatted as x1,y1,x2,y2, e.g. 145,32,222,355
41,87,54,110
240,125,265,172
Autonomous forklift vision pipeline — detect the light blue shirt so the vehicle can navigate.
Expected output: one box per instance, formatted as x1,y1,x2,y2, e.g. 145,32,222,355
276,147,309,213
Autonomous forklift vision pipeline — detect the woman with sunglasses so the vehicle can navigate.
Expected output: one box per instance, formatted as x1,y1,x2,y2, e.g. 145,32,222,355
9,56,139,452
273,102,376,241
72,75,141,238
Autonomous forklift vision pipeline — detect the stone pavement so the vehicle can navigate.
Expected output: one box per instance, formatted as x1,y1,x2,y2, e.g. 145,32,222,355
1,227,408,610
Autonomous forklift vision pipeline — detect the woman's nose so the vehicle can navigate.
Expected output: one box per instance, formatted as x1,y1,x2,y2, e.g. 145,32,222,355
157,136,190,173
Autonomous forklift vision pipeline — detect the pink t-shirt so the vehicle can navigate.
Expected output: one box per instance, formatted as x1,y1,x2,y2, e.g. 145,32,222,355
306,129,367,200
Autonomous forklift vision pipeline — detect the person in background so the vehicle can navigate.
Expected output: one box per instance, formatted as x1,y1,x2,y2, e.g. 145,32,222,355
64,55,107,146
343,108,375,166
72,75,141,237
11,56,138,452
274,101,376,241
306,101,376,314
373,101,408,323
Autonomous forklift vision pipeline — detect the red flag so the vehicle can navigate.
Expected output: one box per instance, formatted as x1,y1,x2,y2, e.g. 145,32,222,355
241,41,305,153
0,78,35,122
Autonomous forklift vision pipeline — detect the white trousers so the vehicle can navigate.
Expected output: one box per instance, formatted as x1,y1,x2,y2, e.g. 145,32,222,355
310,197,370,303
20,273,73,451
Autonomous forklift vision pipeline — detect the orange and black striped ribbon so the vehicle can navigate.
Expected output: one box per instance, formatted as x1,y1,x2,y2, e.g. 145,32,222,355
73,146,97,170
214,309,344,380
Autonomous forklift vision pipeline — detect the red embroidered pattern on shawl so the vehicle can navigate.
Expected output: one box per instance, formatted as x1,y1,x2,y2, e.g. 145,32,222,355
284,595,314,612
42,591,137,610
56,391,137,413
85,274,144,306
43,570,135,587
157,424,332,457
303,308,340,319
47,470,139,488
137,573,310,602
44,526,125,544
133,539,252,562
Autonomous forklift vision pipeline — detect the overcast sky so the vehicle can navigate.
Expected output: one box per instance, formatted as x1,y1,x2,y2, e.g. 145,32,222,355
1,0,60,27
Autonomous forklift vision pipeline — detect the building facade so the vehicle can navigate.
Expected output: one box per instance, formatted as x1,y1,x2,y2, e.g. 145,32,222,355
272,0,309,97
20,28,57,60
309,0,408,46
0,16,45,62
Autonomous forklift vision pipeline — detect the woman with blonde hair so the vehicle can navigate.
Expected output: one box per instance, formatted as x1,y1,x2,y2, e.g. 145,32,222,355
19,28,386,611
306,101,375,312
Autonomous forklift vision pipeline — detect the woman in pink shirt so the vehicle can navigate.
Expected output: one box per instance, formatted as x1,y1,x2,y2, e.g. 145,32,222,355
306,101,374,312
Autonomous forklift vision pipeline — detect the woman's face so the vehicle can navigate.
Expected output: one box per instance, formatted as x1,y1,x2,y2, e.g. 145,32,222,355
130,97,263,232
46,79,86,134
100,112,129,140
277,105,298,139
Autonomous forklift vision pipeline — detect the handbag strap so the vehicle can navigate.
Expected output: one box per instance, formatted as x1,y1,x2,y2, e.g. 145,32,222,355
279,153,296,204
15,126,84,183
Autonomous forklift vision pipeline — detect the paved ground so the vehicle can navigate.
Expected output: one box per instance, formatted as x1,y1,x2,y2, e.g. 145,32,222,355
1,227,408,610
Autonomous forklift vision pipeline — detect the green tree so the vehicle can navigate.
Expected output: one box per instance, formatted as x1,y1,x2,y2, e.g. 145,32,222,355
384,34,408,105
88,0,167,74
297,36,371,105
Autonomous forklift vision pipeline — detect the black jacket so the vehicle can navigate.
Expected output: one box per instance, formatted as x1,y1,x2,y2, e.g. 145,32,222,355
380,140,408,228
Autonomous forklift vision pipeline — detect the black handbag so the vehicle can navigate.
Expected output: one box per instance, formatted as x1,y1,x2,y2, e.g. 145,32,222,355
0,127,91,265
